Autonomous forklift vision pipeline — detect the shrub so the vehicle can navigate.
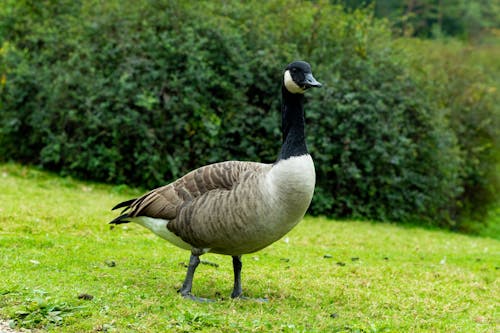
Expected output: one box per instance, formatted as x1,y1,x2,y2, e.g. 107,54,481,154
0,0,494,230
397,39,500,230
307,59,462,225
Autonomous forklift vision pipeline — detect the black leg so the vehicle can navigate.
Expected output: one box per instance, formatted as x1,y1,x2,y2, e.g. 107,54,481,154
179,254,200,298
231,255,243,298
178,253,214,302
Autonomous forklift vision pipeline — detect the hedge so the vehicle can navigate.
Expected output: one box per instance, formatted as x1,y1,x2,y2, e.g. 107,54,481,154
1,0,498,231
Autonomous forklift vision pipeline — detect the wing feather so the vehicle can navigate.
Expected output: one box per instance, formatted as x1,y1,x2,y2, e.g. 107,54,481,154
119,161,268,222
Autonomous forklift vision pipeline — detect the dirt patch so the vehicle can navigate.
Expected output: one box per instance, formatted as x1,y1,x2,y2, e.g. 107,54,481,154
0,320,30,333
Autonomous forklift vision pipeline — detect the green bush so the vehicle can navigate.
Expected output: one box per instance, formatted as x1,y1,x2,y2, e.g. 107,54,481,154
307,59,462,225
0,0,495,230
396,39,500,229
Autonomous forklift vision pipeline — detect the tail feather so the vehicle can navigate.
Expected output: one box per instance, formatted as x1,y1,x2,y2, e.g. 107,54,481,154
111,198,137,211
109,213,131,225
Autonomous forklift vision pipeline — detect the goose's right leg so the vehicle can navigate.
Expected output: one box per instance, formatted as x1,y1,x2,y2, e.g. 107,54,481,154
231,255,243,298
230,255,268,302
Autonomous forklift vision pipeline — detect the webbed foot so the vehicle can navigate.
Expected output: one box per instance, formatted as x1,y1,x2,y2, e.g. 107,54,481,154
231,293,269,303
181,292,215,303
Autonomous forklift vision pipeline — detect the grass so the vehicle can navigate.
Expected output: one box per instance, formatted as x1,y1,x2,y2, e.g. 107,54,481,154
0,163,498,332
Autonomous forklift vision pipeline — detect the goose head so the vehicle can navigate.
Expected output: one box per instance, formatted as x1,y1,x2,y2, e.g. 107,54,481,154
283,61,322,94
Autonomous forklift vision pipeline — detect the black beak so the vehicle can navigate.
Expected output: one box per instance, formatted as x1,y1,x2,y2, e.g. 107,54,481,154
303,73,322,88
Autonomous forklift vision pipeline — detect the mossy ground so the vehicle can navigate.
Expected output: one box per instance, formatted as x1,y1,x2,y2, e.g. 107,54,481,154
0,164,498,332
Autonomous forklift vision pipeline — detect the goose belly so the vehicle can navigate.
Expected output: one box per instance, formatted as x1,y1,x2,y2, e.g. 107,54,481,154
132,216,192,251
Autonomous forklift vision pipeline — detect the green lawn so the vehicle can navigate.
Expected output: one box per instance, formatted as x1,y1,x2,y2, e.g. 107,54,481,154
0,163,498,332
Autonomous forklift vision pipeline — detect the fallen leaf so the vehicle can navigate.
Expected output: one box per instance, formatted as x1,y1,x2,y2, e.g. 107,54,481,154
78,293,94,300
104,260,116,267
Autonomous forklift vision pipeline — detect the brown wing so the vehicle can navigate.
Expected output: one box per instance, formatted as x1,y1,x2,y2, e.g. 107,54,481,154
123,160,267,221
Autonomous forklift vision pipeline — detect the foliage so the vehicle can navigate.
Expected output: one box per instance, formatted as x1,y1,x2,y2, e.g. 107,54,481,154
308,57,462,225
0,0,497,230
342,0,500,40
8,289,84,329
396,38,500,228
0,163,498,332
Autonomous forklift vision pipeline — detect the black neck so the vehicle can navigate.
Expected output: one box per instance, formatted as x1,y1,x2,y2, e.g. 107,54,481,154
277,86,308,161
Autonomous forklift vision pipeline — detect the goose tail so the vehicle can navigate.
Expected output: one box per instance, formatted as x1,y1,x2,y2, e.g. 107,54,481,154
109,198,137,225
109,213,131,225
112,198,137,211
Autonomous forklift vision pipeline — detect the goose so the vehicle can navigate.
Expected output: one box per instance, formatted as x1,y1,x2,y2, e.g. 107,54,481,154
110,61,322,301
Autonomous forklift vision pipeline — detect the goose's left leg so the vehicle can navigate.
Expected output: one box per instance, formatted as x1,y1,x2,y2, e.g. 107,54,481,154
179,253,199,298
179,253,213,302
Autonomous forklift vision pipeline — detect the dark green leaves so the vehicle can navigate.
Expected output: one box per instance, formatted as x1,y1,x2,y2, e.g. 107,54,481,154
0,1,497,230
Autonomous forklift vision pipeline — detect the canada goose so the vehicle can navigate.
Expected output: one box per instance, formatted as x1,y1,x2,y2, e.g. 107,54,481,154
110,61,322,301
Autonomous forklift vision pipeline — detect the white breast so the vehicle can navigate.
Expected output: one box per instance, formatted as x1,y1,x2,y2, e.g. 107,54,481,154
268,154,316,200
260,154,315,236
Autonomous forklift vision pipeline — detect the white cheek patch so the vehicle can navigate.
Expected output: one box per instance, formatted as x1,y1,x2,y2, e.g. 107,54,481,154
284,70,305,94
